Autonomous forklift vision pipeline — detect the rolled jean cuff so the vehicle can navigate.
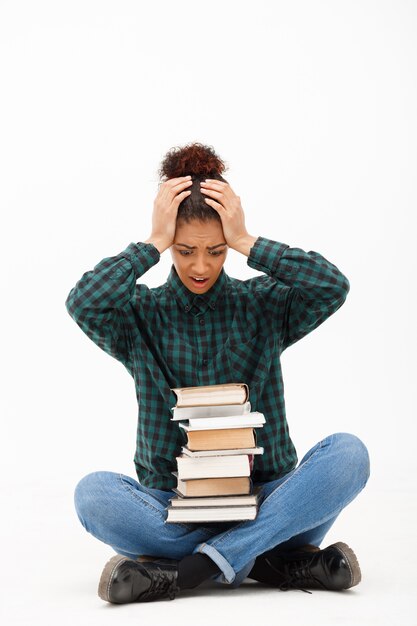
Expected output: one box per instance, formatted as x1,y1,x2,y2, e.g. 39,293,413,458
226,557,257,588
192,542,236,584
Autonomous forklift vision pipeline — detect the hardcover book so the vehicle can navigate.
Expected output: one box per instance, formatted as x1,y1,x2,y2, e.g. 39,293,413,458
170,383,249,408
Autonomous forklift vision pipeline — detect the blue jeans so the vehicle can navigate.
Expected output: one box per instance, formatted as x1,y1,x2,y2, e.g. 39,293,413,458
74,432,370,588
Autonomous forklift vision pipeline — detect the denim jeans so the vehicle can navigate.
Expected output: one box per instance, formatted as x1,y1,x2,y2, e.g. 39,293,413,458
74,432,370,587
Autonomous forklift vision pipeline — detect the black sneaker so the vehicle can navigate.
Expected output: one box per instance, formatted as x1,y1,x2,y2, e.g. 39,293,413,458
98,555,180,603
249,542,362,593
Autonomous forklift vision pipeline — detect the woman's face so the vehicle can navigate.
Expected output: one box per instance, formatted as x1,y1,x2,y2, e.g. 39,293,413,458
170,219,228,294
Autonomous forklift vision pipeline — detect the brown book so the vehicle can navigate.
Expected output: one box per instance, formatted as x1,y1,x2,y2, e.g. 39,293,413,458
186,427,256,451
169,486,262,507
171,383,249,408
172,473,252,497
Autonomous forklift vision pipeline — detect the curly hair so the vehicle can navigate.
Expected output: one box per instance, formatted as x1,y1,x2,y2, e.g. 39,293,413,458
157,141,229,224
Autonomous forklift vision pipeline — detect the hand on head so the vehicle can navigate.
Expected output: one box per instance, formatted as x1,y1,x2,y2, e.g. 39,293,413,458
145,175,252,254
144,176,193,253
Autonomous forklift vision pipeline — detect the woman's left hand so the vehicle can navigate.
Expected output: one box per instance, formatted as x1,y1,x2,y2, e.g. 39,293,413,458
200,179,253,250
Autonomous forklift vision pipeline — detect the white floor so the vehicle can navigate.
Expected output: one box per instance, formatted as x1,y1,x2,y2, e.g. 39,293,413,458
2,477,415,626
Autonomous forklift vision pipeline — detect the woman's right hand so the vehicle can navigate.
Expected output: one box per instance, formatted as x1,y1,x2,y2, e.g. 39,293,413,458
144,176,193,253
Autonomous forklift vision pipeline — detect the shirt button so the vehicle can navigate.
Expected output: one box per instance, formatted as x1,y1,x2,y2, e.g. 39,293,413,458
185,304,190,312
202,358,208,366
199,318,205,325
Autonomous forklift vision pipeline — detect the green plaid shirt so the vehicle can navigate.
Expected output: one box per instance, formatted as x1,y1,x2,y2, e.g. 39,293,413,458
65,236,350,490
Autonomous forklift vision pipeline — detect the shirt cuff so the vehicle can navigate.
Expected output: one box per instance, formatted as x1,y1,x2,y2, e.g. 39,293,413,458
116,241,161,279
247,236,290,276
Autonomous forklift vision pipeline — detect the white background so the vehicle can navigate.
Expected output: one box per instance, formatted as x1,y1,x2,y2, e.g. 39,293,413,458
1,1,416,624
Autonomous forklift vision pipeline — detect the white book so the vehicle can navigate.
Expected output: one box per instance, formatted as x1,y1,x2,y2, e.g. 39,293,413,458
178,411,266,431
181,446,264,457
179,421,264,432
176,454,251,479
166,505,257,523
171,401,251,421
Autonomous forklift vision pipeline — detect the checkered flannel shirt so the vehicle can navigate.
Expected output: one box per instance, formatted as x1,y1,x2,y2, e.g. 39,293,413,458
65,236,350,490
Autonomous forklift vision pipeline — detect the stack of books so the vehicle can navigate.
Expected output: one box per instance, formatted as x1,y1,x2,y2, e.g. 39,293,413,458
165,383,265,523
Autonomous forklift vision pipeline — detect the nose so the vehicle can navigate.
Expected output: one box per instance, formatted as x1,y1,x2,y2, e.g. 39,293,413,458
191,257,209,275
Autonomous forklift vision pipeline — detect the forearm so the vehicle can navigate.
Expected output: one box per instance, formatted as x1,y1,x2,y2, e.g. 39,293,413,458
232,234,258,257
65,241,160,363
248,237,349,300
66,242,160,315
143,237,170,254
246,236,350,350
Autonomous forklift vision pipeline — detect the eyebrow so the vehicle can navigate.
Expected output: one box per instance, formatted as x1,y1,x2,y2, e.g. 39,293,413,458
175,243,227,250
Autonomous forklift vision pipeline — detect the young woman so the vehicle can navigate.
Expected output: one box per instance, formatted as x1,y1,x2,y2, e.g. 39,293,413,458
66,142,370,604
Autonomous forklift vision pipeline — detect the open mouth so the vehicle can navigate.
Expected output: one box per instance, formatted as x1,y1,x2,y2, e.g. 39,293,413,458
190,276,209,287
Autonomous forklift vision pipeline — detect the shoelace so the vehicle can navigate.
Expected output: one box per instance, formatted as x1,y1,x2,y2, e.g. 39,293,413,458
139,565,180,601
264,556,313,594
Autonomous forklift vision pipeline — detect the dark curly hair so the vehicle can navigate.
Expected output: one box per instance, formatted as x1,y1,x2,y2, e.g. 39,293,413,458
157,141,229,224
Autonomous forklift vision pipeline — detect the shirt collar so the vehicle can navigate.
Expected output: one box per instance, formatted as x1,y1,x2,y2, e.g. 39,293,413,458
167,265,227,314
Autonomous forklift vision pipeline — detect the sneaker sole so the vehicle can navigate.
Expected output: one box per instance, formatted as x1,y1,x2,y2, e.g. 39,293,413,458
98,554,131,603
329,541,362,588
